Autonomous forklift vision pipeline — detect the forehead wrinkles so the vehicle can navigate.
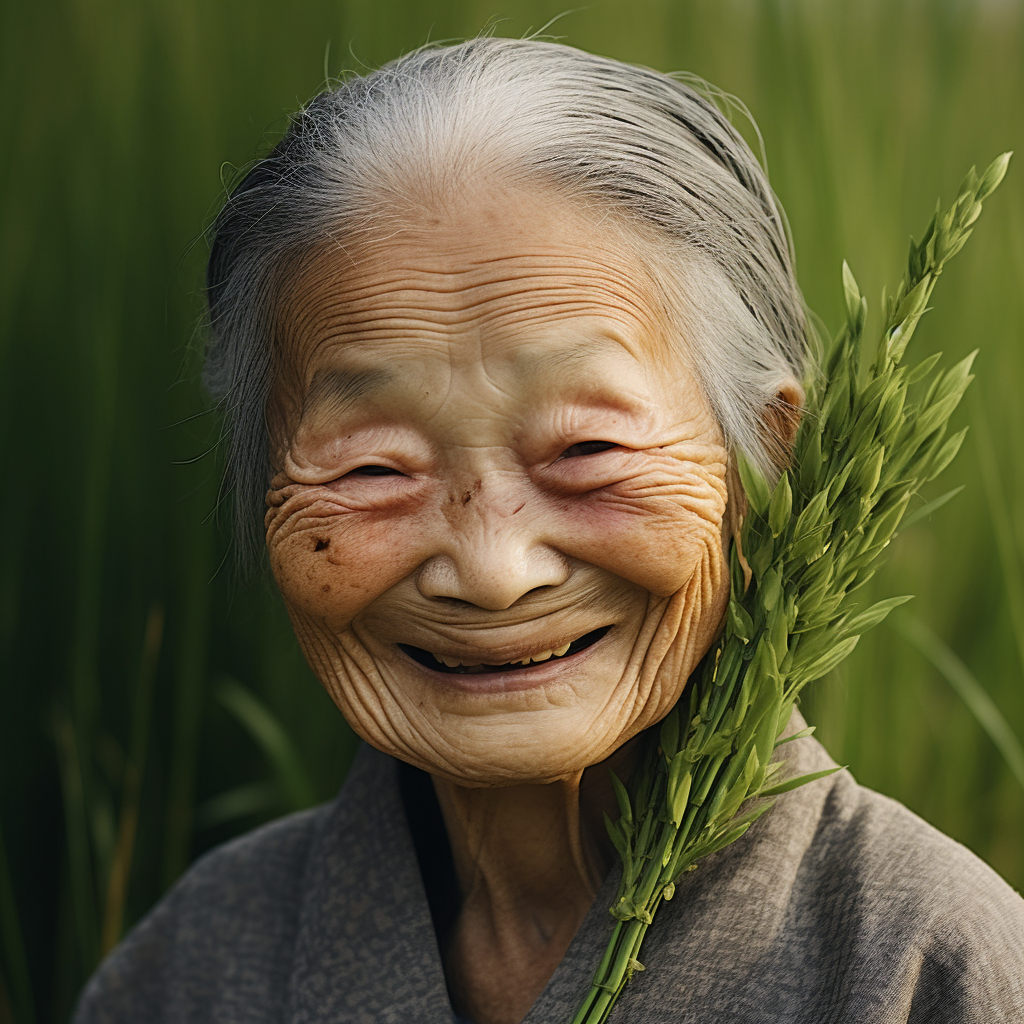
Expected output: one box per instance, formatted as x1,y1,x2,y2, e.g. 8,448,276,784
276,233,676,380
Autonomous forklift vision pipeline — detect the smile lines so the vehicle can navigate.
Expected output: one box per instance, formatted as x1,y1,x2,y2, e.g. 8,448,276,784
399,626,610,675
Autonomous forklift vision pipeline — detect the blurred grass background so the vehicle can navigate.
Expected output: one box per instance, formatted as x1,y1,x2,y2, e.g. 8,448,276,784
2,0,1023,1021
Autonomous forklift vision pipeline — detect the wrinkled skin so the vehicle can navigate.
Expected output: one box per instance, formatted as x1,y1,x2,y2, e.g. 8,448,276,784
267,186,732,785
264,183,779,1024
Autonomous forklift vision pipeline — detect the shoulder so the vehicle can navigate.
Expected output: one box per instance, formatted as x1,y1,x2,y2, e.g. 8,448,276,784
646,726,1024,1024
643,740,1024,1023
169,801,324,911
799,770,1024,1019
814,771,1023,928
72,804,327,1024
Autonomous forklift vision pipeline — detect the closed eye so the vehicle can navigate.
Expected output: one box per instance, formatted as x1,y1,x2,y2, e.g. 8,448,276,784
348,465,405,476
558,441,618,459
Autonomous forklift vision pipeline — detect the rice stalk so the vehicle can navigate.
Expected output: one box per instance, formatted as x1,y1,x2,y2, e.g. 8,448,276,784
99,607,164,955
51,706,99,976
161,529,215,888
194,784,283,832
215,677,317,811
898,616,1024,795
971,403,1024,682
573,153,1011,1024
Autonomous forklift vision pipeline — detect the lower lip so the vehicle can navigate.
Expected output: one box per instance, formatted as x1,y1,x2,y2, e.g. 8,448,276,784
398,629,612,694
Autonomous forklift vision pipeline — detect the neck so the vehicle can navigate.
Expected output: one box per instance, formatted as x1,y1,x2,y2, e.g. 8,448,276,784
431,739,643,1024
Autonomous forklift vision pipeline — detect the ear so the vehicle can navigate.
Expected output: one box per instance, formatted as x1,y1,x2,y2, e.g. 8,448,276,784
723,380,804,594
760,380,804,468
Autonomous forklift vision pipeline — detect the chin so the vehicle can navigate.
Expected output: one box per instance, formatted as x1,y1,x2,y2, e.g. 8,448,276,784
413,714,634,788
351,690,643,788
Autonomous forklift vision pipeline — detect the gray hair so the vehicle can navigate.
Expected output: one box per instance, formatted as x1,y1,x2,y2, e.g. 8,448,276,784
205,37,809,566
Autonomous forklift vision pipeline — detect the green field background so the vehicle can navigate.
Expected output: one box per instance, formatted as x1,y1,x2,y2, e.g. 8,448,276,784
2,0,1023,1020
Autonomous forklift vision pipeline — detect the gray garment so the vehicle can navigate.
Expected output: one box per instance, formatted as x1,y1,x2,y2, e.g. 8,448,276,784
73,719,1024,1023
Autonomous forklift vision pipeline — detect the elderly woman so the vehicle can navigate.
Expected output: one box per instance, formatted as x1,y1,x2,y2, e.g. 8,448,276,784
75,38,1023,1024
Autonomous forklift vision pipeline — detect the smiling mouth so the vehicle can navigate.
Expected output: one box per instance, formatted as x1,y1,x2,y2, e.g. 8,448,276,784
398,626,611,675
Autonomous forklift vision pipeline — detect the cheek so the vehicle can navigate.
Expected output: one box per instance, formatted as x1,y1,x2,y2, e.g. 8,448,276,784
269,506,428,626
558,483,727,597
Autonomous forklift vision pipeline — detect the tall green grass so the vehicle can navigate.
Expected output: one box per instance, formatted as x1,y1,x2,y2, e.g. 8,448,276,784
1,1,1022,1021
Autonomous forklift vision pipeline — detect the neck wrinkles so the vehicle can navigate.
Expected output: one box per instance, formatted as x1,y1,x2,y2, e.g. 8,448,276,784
428,737,645,1024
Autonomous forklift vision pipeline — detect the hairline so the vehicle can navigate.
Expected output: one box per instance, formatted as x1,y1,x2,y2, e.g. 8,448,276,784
204,38,810,569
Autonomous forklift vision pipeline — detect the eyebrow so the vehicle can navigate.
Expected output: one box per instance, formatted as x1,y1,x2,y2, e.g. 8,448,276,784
524,337,628,376
302,368,393,419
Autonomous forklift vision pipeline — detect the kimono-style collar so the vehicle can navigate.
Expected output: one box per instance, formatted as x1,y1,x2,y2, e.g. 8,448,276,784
285,711,834,1023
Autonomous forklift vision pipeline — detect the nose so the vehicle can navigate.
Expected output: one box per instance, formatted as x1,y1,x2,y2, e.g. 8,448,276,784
416,491,570,610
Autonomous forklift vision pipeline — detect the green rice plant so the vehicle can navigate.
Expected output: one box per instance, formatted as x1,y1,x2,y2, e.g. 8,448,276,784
98,607,163,956
574,155,1011,1024
972,404,1024,683
213,677,318,813
898,616,1024,795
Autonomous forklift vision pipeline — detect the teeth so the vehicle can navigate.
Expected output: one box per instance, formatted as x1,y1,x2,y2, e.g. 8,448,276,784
432,642,574,669
437,654,485,669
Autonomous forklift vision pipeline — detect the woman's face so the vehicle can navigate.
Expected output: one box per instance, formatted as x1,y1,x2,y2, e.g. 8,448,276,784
266,184,732,786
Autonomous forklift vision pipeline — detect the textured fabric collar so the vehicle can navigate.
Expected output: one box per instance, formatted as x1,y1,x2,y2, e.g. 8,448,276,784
285,711,834,1023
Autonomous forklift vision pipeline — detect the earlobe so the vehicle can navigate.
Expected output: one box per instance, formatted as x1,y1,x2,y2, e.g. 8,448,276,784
761,380,804,468
725,380,803,593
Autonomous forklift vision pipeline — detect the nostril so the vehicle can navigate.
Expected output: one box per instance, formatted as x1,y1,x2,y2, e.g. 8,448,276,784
314,538,330,552
429,595,476,610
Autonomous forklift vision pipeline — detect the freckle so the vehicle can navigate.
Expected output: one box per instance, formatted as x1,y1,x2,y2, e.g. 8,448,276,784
461,490,473,505
314,538,330,552
321,583,331,592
